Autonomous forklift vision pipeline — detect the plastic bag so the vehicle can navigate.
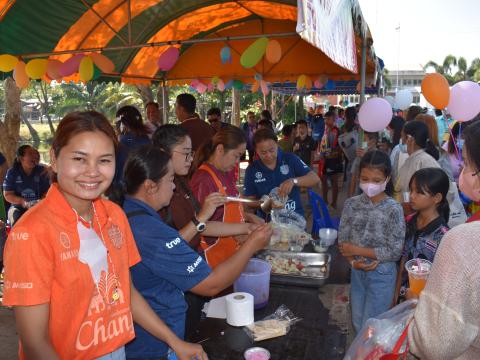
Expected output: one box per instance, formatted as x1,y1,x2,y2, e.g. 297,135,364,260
244,305,301,342
344,299,417,360
269,209,309,250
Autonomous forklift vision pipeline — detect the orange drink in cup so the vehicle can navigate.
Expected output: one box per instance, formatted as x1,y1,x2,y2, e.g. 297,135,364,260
405,259,432,296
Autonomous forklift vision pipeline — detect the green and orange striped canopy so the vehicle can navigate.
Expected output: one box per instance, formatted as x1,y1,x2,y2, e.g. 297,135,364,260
0,0,379,86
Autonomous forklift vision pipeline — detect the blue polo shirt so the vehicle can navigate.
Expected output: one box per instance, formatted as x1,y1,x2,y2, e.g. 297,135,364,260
3,164,50,208
310,114,325,142
244,149,311,216
123,197,211,359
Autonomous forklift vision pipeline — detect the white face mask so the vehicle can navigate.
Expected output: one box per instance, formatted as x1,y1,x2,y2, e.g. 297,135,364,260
359,180,388,198
77,221,108,285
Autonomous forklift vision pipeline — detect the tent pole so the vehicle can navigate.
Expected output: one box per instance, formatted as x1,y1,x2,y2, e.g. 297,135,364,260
161,82,169,123
19,32,299,58
360,34,367,104
127,0,132,45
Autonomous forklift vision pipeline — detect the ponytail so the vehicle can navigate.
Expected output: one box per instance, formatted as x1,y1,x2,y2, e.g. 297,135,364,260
190,126,246,174
437,197,450,223
191,139,215,174
424,138,439,160
404,121,439,160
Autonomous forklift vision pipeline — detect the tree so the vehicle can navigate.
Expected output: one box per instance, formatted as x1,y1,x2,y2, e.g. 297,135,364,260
424,55,480,85
31,80,56,134
0,78,22,165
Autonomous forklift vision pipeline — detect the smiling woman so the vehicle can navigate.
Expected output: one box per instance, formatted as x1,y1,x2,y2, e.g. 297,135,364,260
2,111,207,360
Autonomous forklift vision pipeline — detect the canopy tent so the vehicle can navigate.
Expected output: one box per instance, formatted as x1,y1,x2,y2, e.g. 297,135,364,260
0,0,381,91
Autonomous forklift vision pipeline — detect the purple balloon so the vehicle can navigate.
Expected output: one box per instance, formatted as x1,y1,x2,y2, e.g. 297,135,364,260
447,81,480,122
59,54,85,76
358,98,393,132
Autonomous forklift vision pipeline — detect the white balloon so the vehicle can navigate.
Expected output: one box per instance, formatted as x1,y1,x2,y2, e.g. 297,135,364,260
358,98,393,132
394,90,413,110
384,96,395,107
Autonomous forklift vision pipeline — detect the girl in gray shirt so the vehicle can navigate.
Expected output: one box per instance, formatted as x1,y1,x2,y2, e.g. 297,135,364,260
338,150,405,333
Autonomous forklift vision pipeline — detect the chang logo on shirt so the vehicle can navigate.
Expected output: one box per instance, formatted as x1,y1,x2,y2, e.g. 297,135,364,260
254,171,266,183
285,200,296,211
280,164,290,175
15,176,22,184
187,256,203,273
166,237,181,249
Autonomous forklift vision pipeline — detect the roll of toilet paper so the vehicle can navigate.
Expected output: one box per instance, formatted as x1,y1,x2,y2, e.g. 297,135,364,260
226,292,254,327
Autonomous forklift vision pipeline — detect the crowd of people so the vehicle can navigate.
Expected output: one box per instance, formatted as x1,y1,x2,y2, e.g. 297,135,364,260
0,91,479,359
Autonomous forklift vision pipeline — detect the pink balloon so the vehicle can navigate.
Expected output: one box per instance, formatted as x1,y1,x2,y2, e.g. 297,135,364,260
358,98,393,132
260,80,269,96
314,80,321,88
196,82,207,94
59,54,85,76
191,79,200,88
447,81,480,122
217,79,225,91
207,83,214,92
157,47,179,71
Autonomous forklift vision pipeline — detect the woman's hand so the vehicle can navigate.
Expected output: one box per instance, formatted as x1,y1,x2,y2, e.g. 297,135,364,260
278,178,295,198
246,223,273,252
197,192,226,222
170,338,208,360
338,242,360,257
353,259,379,272
356,148,366,158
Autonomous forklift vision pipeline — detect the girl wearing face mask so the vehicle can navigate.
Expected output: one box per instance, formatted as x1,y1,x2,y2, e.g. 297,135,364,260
393,121,441,205
407,120,480,359
393,167,450,304
338,150,405,333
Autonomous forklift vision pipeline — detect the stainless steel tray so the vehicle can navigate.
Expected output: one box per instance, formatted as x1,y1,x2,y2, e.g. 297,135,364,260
257,250,331,287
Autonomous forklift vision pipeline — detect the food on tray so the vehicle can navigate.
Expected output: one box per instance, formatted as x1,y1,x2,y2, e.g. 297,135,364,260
269,224,311,251
264,255,328,276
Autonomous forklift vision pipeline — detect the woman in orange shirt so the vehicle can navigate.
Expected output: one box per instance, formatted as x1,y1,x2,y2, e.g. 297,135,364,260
2,111,206,360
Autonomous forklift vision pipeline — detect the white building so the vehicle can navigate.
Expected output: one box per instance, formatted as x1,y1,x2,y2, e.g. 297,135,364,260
385,70,425,105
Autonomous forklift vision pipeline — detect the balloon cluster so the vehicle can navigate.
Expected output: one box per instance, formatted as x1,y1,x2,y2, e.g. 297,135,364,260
0,53,114,88
239,37,282,69
422,73,480,122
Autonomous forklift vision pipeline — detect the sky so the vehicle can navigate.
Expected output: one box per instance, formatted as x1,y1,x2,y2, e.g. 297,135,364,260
358,0,480,71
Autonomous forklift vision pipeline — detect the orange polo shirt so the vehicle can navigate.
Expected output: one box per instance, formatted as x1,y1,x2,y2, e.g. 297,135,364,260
3,184,141,359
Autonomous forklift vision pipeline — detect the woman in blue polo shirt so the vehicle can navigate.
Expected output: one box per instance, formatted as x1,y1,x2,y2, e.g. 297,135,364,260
120,145,272,360
3,145,50,225
244,129,320,217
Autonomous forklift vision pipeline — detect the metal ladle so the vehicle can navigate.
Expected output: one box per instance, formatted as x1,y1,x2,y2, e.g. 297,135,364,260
225,195,278,215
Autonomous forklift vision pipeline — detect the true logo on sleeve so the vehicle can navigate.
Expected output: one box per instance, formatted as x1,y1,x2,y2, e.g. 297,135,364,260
108,224,123,249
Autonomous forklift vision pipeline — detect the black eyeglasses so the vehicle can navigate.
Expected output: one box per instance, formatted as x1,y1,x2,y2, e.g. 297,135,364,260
172,150,195,161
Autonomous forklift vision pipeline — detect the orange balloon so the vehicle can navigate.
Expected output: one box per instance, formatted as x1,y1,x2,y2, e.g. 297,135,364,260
421,73,450,109
265,40,282,63
13,61,29,88
90,52,115,73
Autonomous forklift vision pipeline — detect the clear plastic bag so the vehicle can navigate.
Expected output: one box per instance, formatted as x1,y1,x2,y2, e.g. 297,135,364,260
244,305,302,342
344,299,417,360
269,209,308,251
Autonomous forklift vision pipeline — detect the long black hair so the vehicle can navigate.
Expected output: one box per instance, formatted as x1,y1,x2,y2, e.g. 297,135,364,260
152,124,189,154
13,145,33,170
110,145,170,205
359,150,394,196
409,167,450,222
403,120,439,160
388,116,405,146
116,105,149,137
464,118,480,172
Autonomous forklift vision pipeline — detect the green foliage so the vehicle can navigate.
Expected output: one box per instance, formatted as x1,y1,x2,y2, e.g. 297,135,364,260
424,55,480,85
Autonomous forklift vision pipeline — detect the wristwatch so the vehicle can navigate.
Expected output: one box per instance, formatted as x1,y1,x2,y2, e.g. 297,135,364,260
292,178,299,185
191,216,206,233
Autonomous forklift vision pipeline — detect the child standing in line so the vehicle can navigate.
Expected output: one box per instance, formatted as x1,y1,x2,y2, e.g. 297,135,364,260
394,167,450,303
338,150,405,333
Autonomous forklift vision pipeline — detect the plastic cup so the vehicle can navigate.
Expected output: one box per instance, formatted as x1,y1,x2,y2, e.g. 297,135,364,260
403,192,410,203
405,259,432,296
